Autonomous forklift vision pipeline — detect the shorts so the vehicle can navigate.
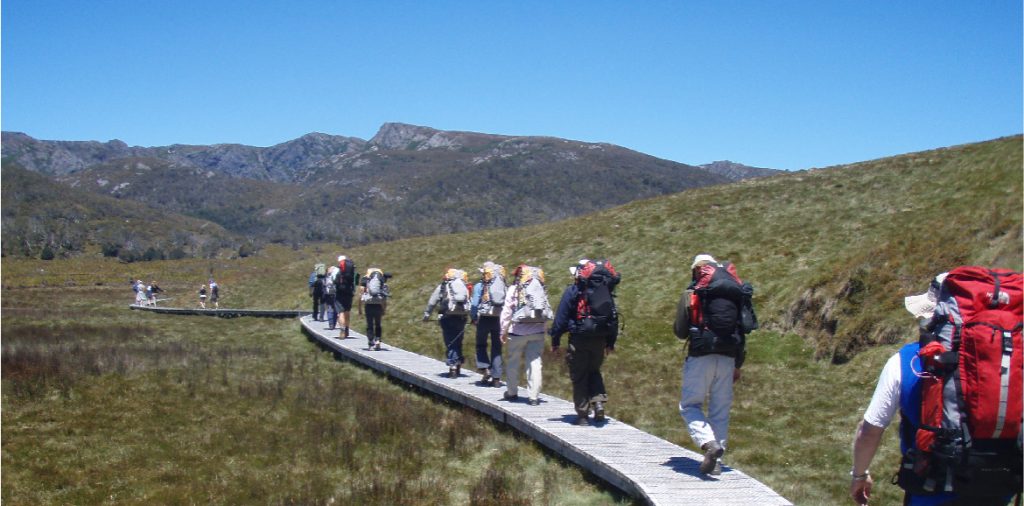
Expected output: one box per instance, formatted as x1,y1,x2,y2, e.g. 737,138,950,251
337,291,354,311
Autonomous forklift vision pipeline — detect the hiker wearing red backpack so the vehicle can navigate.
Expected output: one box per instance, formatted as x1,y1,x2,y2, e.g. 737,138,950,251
550,259,621,425
674,254,752,476
850,268,1022,506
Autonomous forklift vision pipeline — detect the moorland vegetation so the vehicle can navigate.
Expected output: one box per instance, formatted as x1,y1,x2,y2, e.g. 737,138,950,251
2,135,1021,505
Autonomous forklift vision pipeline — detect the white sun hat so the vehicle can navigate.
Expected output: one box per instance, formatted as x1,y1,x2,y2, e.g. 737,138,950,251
690,254,717,270
904,272,949,319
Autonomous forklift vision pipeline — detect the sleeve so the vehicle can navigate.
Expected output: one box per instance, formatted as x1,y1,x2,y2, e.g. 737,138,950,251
424,284,442,316
499,284,516,333
862,353,902,429
548,286,576,347
470,282,483,320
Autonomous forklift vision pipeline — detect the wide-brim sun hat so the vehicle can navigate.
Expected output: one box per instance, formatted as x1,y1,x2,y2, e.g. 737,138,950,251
691,254,716,270
569,259,590,277
904,272,949,319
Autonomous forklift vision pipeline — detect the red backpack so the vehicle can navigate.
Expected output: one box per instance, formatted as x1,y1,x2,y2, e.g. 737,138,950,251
909,266,1023,497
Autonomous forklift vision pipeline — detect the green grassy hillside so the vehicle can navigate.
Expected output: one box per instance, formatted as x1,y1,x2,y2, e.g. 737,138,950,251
4,135,1021,505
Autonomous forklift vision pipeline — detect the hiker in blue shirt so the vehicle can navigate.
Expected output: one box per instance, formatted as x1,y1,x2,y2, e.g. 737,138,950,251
470,262,506,387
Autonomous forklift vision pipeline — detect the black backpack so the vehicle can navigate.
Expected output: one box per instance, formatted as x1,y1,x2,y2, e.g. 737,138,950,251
337,259,356,293
692,263,746,355
574,260,621,338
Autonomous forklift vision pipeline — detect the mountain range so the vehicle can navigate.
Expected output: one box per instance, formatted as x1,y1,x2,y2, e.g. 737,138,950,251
1,123,780,259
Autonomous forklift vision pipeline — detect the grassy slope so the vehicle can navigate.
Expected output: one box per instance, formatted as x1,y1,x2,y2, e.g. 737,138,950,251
4,135,1021,505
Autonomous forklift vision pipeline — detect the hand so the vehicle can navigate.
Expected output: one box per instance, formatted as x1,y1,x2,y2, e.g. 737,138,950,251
733,368,742,383
422,313,430,322
500,333,509,344
850,475,873,505
604,346,614,357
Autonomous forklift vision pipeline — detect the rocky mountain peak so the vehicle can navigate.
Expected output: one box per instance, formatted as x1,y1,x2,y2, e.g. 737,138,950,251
369,123,444,150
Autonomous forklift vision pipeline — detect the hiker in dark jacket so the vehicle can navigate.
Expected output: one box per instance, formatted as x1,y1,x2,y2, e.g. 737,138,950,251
675,254,747,476
309,268,325,321
550,259,620,425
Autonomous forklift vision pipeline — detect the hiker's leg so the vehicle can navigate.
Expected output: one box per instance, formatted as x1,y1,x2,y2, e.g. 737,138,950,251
487,319,503,380
474,320,491,371
566,335,593,414
706,354,735,448
440,317,463,367
523,333,544,401
504,335,524,397
680,355,716,448
588,336,608,404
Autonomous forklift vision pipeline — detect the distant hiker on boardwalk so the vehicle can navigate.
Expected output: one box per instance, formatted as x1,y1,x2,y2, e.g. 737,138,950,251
335,255,358,338
323,266,340,330
500,264,553,406
849,269,1022,506
209,279,220,309
147,280,163,306
134,279,147,306
550,259,621,424
309,263,326,321
198,284,208,309
674,254,754,476
359,268,391,351
471,261,507,387
424,268,472,378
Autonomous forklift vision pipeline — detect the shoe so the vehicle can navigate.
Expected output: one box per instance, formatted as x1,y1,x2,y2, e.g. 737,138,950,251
455,364,461,377
712,460,722,476
344,328,350,339
700,441,724,475
491,378,502,388
527,398,539,406
448,367,458,378
479,369,491,383
593,401,606,422
503,391,518,402
574,411,589,425
374,342,381,351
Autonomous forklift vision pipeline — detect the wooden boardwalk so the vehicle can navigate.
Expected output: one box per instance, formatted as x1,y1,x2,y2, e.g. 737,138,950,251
300,315,792,506
129,304,307,319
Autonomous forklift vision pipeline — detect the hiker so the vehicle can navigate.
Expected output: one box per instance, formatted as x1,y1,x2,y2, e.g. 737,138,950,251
148,280,163,306
423,268,472,378
323,266,340,330
850,269,1022,506
134,279,147,306
471,261,507,387
209,279,220,309
500,264,553,406
309,263,326,321
198,284,207,308
674,254,749,476
334,255,358,338
359,268,391,350
550,259,621,424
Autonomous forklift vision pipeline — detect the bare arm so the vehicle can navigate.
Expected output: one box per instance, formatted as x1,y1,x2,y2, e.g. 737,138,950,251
849,419,885,505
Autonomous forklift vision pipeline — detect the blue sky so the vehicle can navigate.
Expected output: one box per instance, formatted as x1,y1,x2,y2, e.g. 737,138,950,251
2,1,1021,170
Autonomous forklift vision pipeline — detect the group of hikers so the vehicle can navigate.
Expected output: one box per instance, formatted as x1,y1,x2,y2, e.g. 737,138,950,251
130,278,221,309
307,253,1022,504
131,279,163,306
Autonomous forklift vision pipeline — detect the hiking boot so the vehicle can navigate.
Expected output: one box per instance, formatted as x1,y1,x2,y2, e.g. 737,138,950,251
373,342,381,351
479,370,491,383
593,401,606,422
527,398,540,406
455,364,461,377
712,460,722,476
575,411,589,425
700,441,724,475
503,391,518,402
448,367,458,378
491,378,502,388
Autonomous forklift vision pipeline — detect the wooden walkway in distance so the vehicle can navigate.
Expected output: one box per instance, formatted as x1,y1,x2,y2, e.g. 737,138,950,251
129,304,307,319
300,315,792,506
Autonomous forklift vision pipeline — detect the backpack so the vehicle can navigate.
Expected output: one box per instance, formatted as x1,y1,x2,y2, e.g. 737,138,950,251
574,260,620,338
478,263,507,317
363,269,389,304
898,266,1023,498
337,258,356,293
690,262,746,355
511,265,553,324
439,269,471,316
314,263,326,277
322,275,337,297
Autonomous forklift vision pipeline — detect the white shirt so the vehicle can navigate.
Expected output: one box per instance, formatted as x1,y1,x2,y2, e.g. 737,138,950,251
862,352,902,429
